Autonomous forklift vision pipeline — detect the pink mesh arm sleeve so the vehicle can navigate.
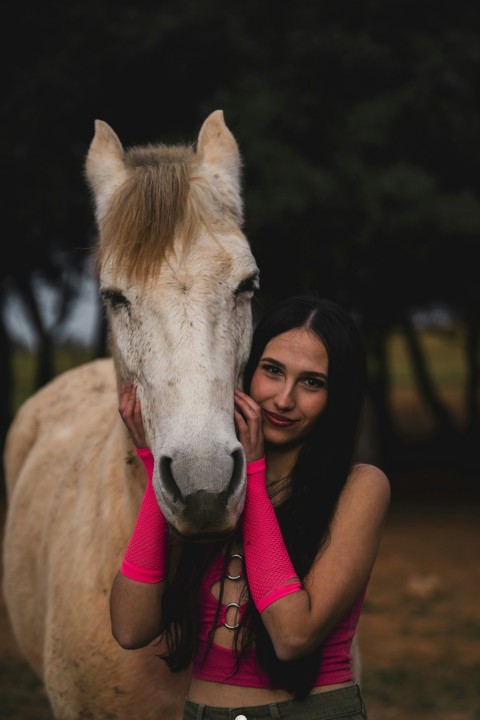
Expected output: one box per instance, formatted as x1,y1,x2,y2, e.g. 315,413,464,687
120,448,169,583
242,457,302,613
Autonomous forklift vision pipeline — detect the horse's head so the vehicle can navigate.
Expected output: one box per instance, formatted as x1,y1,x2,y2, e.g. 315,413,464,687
85,110,259,541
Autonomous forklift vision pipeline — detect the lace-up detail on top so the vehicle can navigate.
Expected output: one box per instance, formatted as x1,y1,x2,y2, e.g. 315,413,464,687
193,553,369,688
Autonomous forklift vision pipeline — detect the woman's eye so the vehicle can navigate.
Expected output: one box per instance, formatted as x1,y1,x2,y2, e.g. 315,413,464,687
303,377,327,389
261,363,281,376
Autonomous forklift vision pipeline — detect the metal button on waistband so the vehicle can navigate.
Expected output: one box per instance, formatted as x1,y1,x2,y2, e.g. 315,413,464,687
234,715,247,720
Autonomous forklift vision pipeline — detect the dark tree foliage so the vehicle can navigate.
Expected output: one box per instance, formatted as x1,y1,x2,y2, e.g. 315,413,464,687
1,0,479,474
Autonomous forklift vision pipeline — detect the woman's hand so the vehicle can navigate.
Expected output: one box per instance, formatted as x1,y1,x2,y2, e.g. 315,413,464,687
234,389,264,462
119,381,147,449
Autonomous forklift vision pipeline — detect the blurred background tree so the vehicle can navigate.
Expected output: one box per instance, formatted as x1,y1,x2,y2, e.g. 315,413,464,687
1,0,479,477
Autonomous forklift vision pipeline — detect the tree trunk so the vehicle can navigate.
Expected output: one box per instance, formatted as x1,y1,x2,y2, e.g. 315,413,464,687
400,315,456,436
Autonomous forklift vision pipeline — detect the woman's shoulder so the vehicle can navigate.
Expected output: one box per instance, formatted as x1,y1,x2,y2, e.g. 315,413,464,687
322,461,390,559
346,461,391,505
350,460,388,480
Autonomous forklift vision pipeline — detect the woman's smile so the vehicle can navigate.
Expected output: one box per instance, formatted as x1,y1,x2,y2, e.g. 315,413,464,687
263,410,297,427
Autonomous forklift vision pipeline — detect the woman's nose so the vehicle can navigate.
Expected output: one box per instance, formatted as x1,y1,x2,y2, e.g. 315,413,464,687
274,384,295,411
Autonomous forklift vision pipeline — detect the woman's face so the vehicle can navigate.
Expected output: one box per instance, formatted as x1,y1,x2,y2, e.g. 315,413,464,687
249,327,329,449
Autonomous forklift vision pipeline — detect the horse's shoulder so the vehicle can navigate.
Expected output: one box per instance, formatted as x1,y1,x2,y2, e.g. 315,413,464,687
4,358,117,495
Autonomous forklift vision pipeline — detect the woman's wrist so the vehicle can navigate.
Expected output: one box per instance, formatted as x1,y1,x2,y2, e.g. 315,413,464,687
246,456,266,473
136,447,154,478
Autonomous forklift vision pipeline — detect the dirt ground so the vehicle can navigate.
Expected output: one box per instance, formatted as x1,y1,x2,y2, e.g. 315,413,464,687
1,470,479,720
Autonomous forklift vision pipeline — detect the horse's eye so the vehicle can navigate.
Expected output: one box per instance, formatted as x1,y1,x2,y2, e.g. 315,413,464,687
101,289,130,310
235,273,259,297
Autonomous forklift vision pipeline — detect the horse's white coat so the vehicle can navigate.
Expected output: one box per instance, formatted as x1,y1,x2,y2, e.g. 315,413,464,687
2,112,258,719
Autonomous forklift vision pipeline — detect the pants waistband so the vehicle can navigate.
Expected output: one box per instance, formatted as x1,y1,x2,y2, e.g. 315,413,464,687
184,683,366,720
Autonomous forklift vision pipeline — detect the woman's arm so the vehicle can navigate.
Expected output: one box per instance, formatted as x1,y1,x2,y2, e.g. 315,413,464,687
259,463,390,661
109,383,169,650
110,569,165,650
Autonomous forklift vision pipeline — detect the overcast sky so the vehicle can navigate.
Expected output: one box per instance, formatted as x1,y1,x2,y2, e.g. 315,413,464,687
4,274,100,349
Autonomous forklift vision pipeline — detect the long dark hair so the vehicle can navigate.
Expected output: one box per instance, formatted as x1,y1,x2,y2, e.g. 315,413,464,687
159,294,368,699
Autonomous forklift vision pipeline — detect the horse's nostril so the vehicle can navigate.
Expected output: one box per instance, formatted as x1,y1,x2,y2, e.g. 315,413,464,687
159,455,184,504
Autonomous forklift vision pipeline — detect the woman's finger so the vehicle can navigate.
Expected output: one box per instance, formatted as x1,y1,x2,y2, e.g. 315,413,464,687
234,391,260,417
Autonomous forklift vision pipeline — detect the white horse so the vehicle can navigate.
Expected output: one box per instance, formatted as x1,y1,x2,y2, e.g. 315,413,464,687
2,110,259,719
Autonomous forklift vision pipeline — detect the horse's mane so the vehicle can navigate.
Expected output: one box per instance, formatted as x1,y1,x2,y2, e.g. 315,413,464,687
95,143,239,284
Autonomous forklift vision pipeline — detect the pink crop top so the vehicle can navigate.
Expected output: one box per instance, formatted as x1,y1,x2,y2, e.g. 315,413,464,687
192,551,368,688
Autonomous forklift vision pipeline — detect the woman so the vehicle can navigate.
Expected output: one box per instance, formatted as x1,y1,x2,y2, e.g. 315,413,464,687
110,294,390,720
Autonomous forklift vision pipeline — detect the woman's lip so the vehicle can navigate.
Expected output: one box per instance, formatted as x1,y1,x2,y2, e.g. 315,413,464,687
264,411,296,427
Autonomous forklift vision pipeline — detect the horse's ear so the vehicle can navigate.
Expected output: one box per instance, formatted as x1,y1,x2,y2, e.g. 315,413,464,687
196,110,243,222
85,120,129,224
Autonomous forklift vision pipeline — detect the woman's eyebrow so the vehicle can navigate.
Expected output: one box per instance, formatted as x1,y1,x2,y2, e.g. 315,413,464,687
260,355,285,367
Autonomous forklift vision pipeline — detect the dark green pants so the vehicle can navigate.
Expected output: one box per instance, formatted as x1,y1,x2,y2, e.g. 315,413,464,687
183,683,367,720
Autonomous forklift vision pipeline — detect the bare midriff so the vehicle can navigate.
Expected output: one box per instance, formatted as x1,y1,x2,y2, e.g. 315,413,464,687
188,678,355,707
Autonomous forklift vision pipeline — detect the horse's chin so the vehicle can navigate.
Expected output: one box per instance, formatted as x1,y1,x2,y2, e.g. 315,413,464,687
169,524,238,545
